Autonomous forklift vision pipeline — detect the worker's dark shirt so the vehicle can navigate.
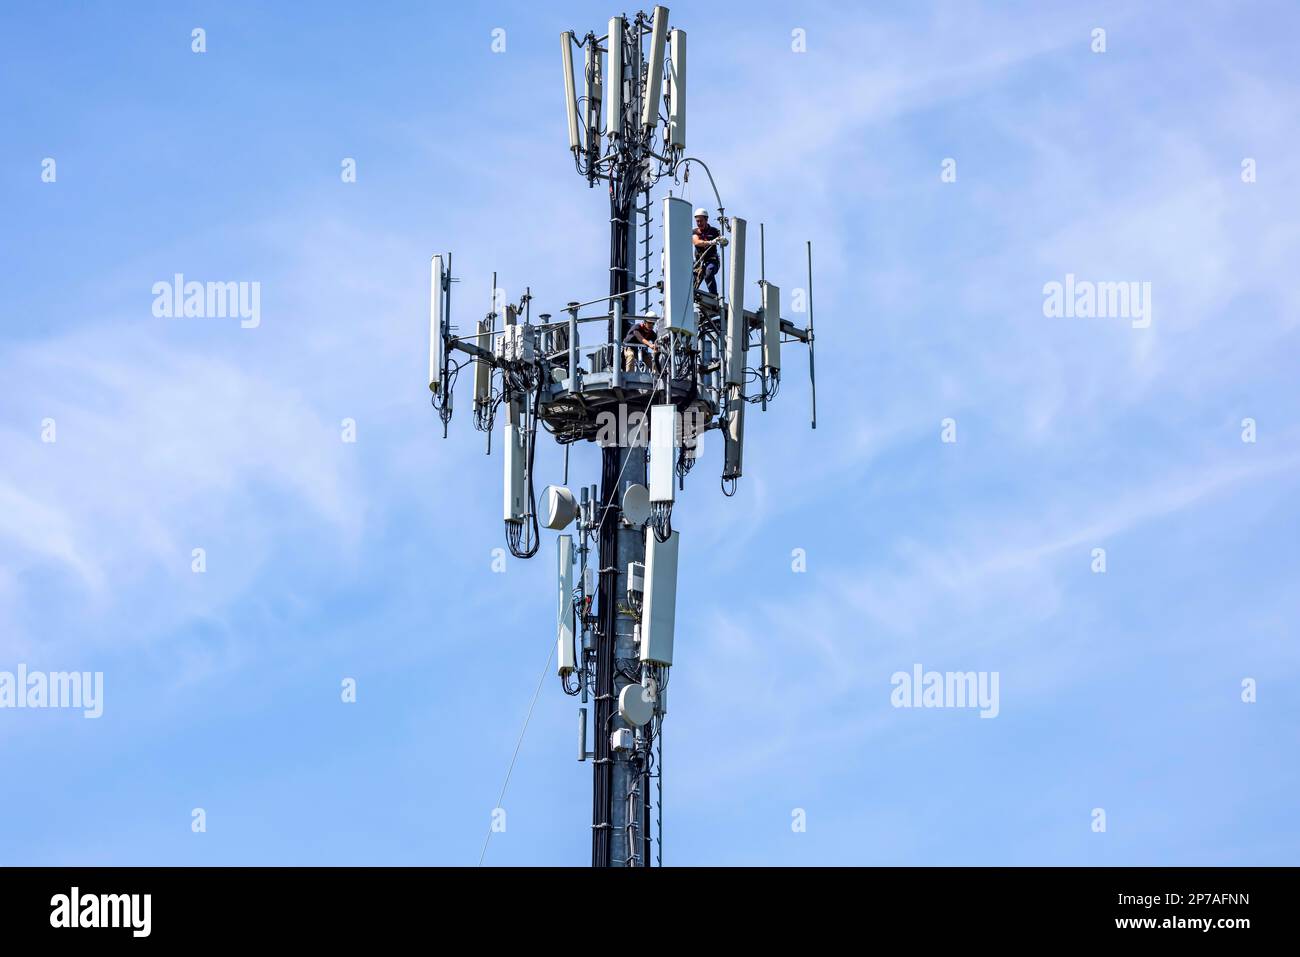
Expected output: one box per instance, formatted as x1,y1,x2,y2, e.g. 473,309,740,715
693,223,720,265
623,320,657,346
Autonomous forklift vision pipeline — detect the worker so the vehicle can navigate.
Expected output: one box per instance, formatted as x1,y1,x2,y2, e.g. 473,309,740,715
691,208,722,295
623,309,659,371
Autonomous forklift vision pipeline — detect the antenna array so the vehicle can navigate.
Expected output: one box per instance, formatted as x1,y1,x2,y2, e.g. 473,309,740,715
429,5,818,866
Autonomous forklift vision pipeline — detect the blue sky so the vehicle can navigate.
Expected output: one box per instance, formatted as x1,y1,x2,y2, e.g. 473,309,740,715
1,0,1297,865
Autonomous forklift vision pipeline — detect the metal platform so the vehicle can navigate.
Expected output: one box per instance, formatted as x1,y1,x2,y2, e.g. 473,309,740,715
538,343,713,443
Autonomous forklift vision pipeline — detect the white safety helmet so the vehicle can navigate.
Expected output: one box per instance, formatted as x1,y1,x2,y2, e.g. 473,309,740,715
693,208,708,218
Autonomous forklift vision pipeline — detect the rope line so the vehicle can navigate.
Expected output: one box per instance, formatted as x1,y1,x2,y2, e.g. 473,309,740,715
478,639,556,866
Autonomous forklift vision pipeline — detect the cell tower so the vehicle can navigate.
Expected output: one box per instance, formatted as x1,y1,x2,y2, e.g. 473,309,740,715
428,6,817,867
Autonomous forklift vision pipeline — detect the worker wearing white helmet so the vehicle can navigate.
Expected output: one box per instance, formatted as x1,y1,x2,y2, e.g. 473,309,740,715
691,208,722,295
623,307,660,372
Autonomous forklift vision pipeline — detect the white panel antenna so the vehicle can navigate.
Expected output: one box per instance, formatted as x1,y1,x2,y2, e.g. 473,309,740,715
649,404,676,504
662,197,694,334
724,386,744,480
641,6,669,130
668,29,686,150
556,534,576,675
428,254,445,392
761,281,781,374
606,17,624,140
640,528,679,665
473,316,492,411
583,43,602,146
561,32,581,152
503,398,527,521
725,217,747,386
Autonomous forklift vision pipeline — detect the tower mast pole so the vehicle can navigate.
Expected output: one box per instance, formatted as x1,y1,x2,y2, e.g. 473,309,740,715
593,10,651,869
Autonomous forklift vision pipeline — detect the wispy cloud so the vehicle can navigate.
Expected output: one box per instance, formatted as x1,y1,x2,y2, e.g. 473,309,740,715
0,324,365,657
